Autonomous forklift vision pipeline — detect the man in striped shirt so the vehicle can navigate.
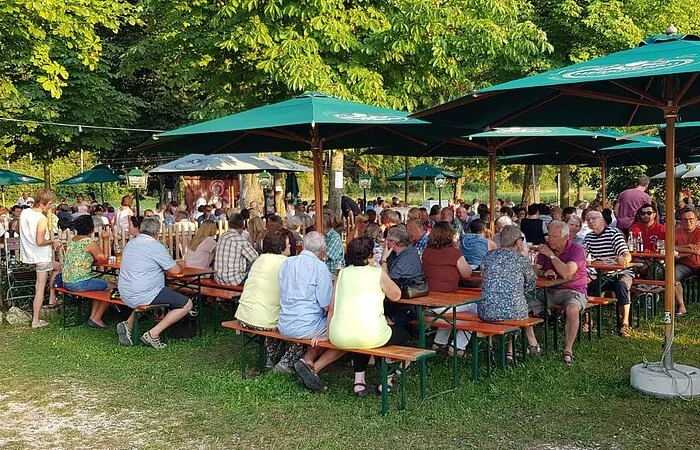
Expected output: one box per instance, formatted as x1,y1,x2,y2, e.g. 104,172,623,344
214,213,258,286
583,210,633,337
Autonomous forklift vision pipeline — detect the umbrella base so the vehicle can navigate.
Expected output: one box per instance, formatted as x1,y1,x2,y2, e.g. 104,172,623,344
630,363,700,399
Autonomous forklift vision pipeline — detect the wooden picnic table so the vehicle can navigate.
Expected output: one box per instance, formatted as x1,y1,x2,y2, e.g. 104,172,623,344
460,274,573,289
630,251,688,280
398,290,483,397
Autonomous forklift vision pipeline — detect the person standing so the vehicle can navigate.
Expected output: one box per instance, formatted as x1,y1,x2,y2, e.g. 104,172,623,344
19,189,62,328
17,191,34,207
614,176,652,238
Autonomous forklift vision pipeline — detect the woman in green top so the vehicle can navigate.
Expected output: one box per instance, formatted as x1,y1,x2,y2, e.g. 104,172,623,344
63,215,111,328
327,237,405,397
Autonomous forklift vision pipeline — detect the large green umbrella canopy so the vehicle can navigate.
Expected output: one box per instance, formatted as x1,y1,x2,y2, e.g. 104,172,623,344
133,92,466,230
57,165,124,203
386,163,460,180
0,169,43,206
660,121,700,152
413,31,700,378
387,163,460,201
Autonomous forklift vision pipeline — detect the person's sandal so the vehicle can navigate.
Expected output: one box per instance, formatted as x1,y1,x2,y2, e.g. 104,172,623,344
376,384,393,395
431,343,446,351
563,351,575,366
353,383,376,397
505,351,515,365
447,345,465,358
528,344,542,357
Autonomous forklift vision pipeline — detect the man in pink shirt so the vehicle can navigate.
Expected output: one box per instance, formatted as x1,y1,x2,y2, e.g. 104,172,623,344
614,175,651,238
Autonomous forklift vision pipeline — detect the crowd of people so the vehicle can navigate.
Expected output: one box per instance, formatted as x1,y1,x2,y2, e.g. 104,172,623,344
10,175,696,394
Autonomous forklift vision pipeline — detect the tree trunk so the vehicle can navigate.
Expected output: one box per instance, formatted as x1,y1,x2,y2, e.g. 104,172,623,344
274,173,284,214
455,169,465,201
521,165,534,206
559,165,571,207
327,150,343,220
533,165,543,203
240,173,263,211
43,161,51,190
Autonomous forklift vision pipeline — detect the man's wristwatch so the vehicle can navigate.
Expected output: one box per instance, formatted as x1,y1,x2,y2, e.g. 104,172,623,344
379,260,387,265
549,254,558,260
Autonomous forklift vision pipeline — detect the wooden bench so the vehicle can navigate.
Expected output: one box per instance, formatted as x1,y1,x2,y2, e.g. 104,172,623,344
417,317,520,381
452,311,545,359
221,320,435,415
631,279,668,325
179,278,243,326
56,287,167,341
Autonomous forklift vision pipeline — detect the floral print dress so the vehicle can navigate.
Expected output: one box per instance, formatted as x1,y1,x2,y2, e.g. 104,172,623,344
62,237,95,284
478,248,536,321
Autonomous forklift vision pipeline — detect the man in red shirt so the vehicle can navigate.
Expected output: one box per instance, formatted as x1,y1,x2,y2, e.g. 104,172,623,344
629,203,665,252
614,176,651,238
674,208,700,316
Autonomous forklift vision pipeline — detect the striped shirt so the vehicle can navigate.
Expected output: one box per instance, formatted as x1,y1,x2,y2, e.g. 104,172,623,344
582,226,631,274
214,229,258,285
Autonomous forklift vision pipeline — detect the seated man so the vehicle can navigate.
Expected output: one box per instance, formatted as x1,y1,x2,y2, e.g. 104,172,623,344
629,203,665,252
277,232,346,390
456,206,471,233
407,218,429,258
533,220,589,364
322,213,344,273
385,224,424,326
674,207,700,316
117,217,192,349
214,213,258,285
460,219,497,270
583,210,633,337
440,207,463,239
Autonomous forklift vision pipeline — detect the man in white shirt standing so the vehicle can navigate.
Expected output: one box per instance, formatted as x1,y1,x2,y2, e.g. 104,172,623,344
17,191,34,207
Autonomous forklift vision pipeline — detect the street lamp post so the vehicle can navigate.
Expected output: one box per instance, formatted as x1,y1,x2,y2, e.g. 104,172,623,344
258,170,273,214
359,174,372,212
435,173,446,207
126,168,148,217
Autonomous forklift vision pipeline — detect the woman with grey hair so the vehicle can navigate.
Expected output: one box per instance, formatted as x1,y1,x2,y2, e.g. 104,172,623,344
566,215,585,244
478,224,540,361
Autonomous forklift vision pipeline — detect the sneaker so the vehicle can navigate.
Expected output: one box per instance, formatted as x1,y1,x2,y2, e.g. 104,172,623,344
618,325,632,338
293,360,324,392
273,362,293,374
141,331,167,349
116,321,133,346
265,357,275,369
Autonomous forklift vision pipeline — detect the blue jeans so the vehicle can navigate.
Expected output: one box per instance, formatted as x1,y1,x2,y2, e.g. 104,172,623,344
64,278,108,292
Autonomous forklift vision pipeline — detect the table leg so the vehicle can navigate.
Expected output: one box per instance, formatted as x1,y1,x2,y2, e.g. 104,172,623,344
417,306,427,399
471,331,479,381
380,357,389,416
451,307,458,389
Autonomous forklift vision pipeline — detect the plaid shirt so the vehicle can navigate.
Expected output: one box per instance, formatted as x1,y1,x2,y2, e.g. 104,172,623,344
214,229,258,285
411,231,430,258
325,228,345,274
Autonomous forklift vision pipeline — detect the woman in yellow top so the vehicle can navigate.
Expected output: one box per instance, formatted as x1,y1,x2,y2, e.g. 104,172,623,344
327,237,404,397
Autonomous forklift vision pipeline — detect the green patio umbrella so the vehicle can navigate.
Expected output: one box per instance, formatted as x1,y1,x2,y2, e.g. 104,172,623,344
57,165,123,203
133,92,466,231
660,121,700,152
285,172,300,205
372,127,639,217
413,31,700,389
0,169,43,206
386,163,460,200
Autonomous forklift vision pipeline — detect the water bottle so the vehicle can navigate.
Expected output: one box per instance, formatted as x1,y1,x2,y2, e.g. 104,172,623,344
637,232,644,253
627,234,635,252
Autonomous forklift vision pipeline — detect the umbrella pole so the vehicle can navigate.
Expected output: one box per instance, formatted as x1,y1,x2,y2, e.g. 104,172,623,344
488,150,496,234
100,183,105,204
662,104,678,370
422,178,426,202
404,157,409,204
311,128,324,232
1,186,4,207
600,159,607,205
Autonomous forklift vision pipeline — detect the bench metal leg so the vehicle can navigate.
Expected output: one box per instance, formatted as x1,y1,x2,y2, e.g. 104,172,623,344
552,309,560,352
471,332,479,382
417,306,427,399
379,357,389,416
596,305,603,339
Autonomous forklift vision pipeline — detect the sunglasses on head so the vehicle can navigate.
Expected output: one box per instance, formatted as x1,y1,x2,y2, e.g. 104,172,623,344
640,211,654,216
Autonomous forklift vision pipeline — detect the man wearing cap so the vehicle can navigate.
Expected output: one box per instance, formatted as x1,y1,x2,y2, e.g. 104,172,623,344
583,210,633,337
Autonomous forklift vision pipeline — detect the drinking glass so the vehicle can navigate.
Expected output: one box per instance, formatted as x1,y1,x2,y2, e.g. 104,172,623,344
656,239,665,254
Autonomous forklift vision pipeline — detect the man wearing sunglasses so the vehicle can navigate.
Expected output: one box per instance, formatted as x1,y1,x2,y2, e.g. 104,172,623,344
629,203,665,252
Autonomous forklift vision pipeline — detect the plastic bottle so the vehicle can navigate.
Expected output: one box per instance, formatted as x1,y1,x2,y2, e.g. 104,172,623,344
637,232,644,252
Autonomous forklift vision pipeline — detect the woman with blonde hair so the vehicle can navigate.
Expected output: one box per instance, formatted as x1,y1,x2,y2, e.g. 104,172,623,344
347,214,369,241
114,195,134,232
247,216,266,253
184,221,218,269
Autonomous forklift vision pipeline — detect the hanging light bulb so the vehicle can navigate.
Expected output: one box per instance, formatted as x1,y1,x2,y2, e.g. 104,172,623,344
78,125,83,133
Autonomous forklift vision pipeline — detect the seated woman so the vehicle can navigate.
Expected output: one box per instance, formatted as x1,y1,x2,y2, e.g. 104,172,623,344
62,215,112,328
234,230,290,369
328,237,405,397
247,216,266,253
364,222,384,265
184,221,217,269
479,225,540,361
347,214,369,241
421,221,473,356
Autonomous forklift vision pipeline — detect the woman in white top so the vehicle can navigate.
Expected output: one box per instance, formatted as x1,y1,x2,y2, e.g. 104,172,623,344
19,189,62,328
184,221,217,269
113,195,134,232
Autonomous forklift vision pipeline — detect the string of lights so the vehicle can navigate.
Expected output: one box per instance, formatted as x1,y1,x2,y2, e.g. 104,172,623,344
0,117,164,133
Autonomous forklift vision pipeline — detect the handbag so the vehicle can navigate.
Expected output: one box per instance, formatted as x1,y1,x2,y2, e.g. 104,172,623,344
400,279,429,299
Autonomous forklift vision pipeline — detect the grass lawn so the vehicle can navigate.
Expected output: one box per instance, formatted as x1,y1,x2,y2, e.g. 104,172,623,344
1,305,698,449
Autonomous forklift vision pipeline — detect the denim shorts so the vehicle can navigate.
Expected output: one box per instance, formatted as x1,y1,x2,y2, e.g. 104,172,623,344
64,278,109,292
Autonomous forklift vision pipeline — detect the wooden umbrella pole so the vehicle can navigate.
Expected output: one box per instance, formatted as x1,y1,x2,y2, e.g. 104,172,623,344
662,93,679,370
488,150,496,234
600,159,607,205
404,156,409,204
311,126,324,233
